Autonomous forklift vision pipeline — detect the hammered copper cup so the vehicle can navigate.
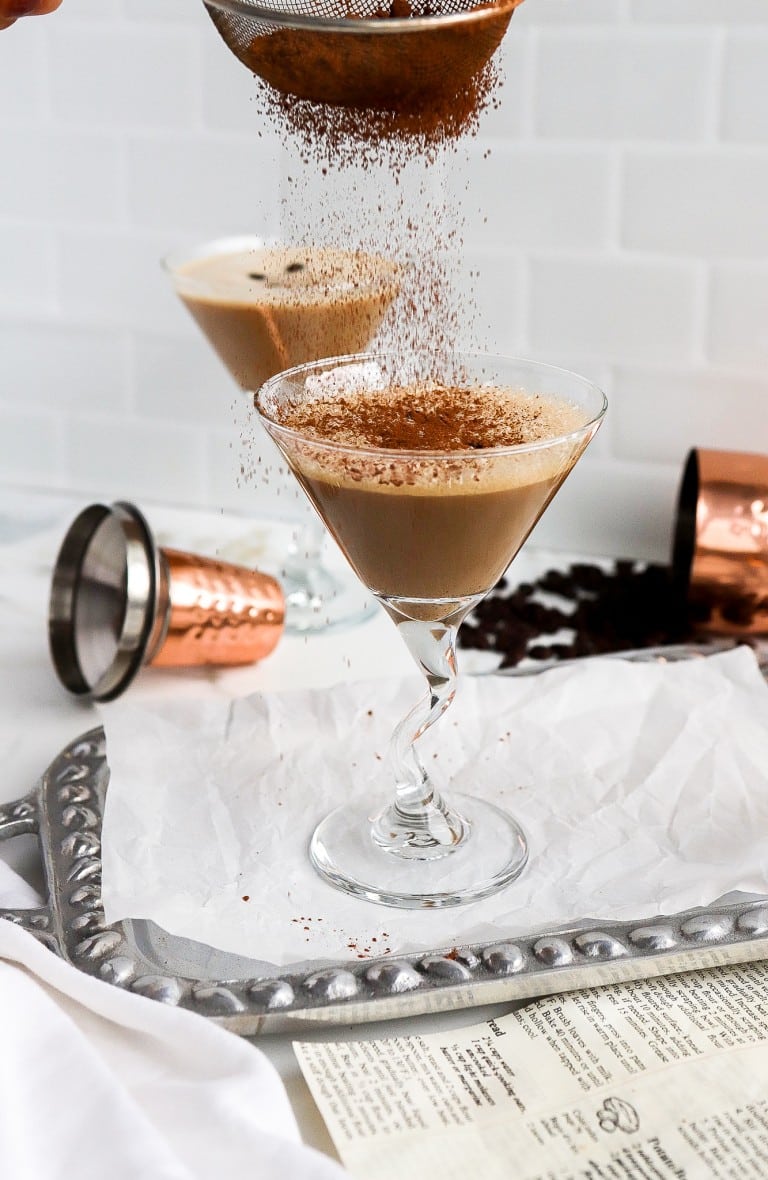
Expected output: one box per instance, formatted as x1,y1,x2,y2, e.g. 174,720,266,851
49,502,285,701
672,448,768,635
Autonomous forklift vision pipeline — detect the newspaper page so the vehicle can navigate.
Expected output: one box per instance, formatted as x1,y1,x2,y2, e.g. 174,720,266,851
294,961,768,1178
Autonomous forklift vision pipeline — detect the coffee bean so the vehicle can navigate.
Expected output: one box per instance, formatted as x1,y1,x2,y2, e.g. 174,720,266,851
460,561,713,667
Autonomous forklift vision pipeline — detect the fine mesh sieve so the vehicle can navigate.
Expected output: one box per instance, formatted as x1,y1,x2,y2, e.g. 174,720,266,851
202,0,525,112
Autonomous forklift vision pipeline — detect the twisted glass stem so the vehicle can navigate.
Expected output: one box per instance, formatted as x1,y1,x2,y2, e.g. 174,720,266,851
373,599,478,859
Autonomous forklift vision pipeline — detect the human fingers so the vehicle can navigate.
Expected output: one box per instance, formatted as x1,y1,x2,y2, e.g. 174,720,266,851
0,0,63,25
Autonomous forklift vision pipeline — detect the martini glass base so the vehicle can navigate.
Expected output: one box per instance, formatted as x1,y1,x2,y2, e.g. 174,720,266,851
282,565,378,634
310,794,528,909
280,520,378,634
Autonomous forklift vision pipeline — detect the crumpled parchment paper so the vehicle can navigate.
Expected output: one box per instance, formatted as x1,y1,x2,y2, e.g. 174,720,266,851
100,647,768,967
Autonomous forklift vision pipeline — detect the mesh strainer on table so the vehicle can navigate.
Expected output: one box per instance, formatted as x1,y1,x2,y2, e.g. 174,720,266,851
203,0,525,112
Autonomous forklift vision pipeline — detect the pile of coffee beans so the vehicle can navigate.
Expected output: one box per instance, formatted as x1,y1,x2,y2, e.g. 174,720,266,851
460,562,704,669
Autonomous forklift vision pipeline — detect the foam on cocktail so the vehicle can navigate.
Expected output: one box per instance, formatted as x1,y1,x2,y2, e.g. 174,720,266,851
272,380,592,601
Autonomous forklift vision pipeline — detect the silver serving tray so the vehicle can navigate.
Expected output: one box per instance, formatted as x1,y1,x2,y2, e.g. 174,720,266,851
2,654,768,1035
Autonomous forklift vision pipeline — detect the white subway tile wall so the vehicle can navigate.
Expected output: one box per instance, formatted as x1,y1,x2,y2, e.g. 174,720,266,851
1,0,767,561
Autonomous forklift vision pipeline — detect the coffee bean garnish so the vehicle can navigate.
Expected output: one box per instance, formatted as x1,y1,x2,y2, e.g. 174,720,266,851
247,272,266,281
285,262,305,273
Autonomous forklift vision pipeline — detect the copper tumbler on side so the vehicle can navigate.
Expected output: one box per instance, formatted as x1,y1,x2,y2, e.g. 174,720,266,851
672,448,768,635
49,502,285,701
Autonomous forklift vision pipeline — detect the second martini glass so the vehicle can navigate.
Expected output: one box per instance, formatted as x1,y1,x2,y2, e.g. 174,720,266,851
256,351,606,908
164,236,400,632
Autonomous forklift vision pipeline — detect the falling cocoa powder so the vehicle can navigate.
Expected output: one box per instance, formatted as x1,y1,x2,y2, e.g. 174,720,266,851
256,66,501,169
230,0,524,564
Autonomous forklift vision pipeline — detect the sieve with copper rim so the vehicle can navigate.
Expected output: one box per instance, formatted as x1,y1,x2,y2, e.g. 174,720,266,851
672,447,768,636
202,0,525,113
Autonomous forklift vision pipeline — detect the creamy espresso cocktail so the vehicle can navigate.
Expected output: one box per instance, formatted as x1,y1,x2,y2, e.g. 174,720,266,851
264,380,591,605
256,354,605,909
170,244,400,391
164,240,401,635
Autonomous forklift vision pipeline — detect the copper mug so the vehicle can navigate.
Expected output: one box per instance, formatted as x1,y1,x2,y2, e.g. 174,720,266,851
672,448,768,635
49,502,285,700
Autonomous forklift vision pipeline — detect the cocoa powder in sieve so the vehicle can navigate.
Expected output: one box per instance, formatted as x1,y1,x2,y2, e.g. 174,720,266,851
245,0,521,164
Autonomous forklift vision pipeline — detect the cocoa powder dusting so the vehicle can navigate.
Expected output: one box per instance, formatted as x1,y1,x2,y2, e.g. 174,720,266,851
280,384,539,450
232,0,521,494
227,0,528,497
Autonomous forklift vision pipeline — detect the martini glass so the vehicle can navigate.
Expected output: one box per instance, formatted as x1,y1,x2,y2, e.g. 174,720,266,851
256,351,606,908
164,235,400,632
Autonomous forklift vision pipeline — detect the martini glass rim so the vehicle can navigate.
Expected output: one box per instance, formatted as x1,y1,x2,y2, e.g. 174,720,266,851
255,349,608,464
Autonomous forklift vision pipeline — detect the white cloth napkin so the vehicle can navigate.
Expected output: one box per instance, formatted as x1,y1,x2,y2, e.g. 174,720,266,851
0,915,346,1179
